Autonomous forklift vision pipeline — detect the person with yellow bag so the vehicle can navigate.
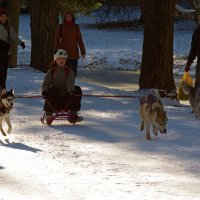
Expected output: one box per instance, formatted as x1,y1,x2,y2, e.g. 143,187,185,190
185,27,200,87
178,71,193,100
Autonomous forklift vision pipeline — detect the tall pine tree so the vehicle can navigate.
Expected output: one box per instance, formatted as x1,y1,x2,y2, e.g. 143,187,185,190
139,0,177,97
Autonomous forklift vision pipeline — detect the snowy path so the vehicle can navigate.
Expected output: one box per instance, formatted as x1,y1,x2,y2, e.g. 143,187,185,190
0,67,200,200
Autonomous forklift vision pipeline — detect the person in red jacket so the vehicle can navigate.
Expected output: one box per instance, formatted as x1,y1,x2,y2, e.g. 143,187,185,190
54,11,86,77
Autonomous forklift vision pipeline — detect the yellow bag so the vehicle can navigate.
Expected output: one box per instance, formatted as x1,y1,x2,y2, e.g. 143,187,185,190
178,72,193,101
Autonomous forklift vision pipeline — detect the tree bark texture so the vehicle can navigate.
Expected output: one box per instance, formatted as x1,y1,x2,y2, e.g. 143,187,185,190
30,0,58,72
139,0,176,94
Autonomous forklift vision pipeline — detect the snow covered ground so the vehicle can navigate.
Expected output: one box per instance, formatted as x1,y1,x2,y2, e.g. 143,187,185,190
0,67,200,200
17,14,197,73
1,12,199,199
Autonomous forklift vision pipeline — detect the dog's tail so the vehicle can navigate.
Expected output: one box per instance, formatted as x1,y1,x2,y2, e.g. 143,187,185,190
181,81,193,95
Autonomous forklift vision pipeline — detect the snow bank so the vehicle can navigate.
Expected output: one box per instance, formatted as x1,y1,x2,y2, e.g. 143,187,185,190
18,14,197,73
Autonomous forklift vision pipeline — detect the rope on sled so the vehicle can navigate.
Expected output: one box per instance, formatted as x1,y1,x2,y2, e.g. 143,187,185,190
15,94,141,99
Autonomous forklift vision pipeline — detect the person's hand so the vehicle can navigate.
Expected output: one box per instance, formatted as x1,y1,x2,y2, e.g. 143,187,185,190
20,42,25,49
81,54,86,59
42,91,48,99
185,63,191,72
69,91,75,97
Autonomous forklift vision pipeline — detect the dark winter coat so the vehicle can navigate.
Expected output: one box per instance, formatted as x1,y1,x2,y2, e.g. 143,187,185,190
187,27,200,64
42,63,75,97
0,23,22,55
54,13,86,59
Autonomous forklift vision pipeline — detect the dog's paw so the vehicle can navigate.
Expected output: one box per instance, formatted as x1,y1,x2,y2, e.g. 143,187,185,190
4,134,14,144
153,131,158,136
146,135,151,140
8,135,14,144
0,137,8,144
7,128,12,134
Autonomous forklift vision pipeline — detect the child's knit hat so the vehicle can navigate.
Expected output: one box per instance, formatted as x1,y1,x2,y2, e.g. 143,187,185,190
54,49,68,60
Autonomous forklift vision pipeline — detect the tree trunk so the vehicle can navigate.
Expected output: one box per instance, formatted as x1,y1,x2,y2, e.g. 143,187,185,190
30,0,58,72
7,0,20,68
139,0,144,23
139,0,176,97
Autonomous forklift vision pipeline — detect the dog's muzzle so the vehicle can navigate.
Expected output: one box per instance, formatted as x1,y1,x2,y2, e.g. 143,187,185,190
160,129,167,134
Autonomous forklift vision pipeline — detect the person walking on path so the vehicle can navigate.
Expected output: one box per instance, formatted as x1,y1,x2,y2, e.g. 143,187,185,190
0,8,25,90
54,11,86,77
185,27,200,88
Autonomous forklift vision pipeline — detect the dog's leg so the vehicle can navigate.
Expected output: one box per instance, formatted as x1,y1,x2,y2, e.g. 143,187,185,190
195,103,200,119
0,118,8,144
4,115,13,143
145,122,151,140
5,115,12,134
0,118,7,137
153,125,158,136
140,119,144,131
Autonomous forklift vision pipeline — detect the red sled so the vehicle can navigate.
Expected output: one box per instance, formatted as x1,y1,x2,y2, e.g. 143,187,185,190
40,100,83,126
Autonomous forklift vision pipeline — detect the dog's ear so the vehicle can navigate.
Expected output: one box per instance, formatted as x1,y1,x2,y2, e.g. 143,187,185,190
10,88,15,96
0,89,6,97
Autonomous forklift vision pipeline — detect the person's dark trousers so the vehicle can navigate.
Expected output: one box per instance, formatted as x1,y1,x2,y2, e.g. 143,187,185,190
195,62,200,88
67,86,82,111
69,59,78,77
0,55,9,90
44,86,82,113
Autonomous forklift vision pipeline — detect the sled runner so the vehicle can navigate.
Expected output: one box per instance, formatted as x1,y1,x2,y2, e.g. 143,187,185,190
41,99,83,125
40,111,82,125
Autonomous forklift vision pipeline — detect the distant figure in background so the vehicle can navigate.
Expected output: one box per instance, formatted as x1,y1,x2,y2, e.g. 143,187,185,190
185,27,200,88
0,9,25,90
54,11,86,77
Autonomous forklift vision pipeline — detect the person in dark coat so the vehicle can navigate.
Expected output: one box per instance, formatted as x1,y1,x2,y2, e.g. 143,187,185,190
41,49,83,125
185,27,200,87
54,11,86,77
0,8,25,90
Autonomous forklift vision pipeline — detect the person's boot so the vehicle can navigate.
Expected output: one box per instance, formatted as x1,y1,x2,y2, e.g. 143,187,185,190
68,111,83,124
45,112,54,125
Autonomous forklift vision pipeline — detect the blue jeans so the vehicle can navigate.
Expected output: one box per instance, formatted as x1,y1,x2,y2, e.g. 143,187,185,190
69,59,78,77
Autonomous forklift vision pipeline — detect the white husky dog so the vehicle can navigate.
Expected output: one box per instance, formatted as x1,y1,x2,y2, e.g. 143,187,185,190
0,89,15,144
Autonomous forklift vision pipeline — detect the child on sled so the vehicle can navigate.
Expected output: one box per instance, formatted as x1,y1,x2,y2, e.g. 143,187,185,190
41,49,83,125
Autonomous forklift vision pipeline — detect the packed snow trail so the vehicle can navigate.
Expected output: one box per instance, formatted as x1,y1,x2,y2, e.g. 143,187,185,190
0,67,200,200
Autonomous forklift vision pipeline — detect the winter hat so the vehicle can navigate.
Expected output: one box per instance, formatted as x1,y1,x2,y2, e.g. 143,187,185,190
0,8,7,16
54,49,68,60
63,10,75,23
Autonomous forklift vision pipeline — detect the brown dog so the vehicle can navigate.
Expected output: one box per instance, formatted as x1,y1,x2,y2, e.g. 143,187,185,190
139,94,168,140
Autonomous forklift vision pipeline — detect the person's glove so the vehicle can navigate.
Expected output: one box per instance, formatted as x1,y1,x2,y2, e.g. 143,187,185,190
69,91,75,97
81,54,86,59
185,62,191,72
42,91,48,99
20,42,26,49
185,65,190,72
